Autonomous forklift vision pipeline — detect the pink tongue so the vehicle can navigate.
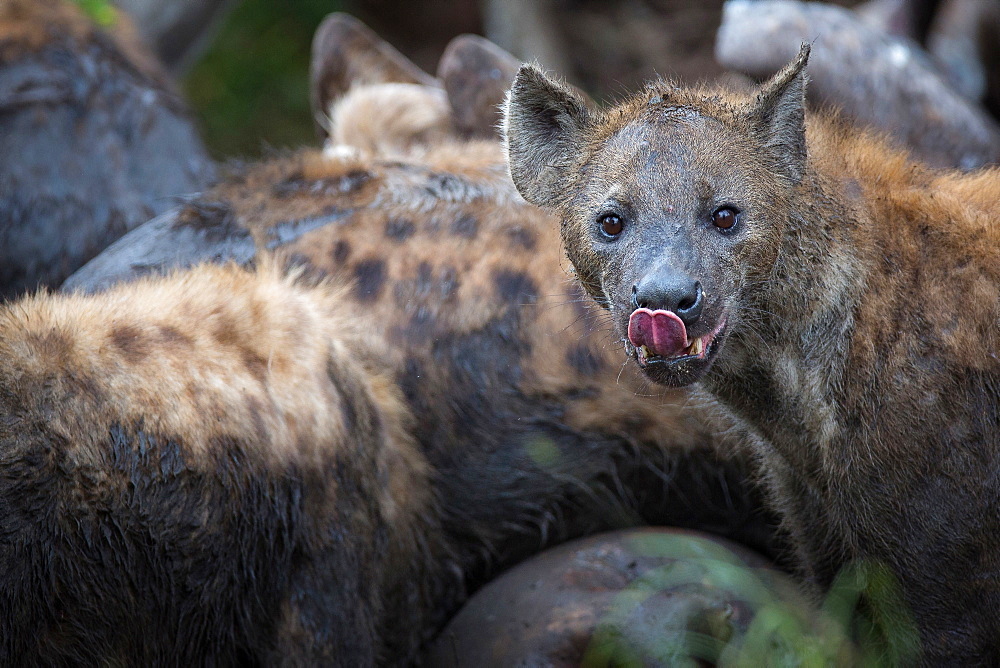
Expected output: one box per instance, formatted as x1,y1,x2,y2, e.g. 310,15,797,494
627,308,688,357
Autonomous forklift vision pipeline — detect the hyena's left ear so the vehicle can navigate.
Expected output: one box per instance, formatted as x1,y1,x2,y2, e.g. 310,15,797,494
748,43,810,185
503,64,591,208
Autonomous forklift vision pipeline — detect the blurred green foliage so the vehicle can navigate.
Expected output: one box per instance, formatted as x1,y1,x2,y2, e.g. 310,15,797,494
71,0,118,27
183,0,342,159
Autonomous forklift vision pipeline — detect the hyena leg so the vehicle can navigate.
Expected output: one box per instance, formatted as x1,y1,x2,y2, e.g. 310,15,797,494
270,553,382,666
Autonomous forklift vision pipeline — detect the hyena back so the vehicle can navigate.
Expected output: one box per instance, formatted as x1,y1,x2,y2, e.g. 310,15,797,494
505,46,1000,663
0,262,433,664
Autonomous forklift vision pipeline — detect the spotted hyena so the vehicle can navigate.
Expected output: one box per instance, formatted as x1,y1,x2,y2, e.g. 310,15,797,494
504,45,1000,662
4,19,777,666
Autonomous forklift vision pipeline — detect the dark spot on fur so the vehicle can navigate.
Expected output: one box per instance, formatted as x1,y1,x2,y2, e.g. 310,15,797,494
423,173,465,200
326,357,380,439
563,386,600,400
353,259,386,303
173,201,248,243
68,371,107,405
493,269,538,304
407,308,437,345
385,218,416,241
274,170,372,197
157,325,193,348
241,348,268,384
416,262,433,294
450,214,478,238
333,170,373,194
332,240,351,264
212,316,239,347
111,325,148,363
439,265,459,299
566,343,604,376
506,226,537,251
27,329,71,357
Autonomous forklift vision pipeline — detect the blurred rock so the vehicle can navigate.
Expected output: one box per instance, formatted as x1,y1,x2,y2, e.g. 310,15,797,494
716,0,1000,169
928,0,1000,115
0,0,214,298
424,528,809,666
113,0,237,73
856,0,941,43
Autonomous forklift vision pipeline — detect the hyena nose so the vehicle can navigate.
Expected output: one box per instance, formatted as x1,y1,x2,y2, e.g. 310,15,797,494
632,275,704,327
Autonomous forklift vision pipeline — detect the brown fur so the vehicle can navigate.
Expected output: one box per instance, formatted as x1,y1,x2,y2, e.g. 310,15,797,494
0,261,437,664
505,48,1000,663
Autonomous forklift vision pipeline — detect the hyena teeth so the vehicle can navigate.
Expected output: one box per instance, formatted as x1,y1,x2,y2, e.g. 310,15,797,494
690,338,704,357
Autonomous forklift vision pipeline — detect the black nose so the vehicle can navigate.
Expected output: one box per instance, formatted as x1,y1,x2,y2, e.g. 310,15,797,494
632,273,704,327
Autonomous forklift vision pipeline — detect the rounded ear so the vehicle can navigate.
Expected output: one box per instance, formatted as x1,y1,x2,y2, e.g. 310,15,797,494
749,43,810,185
437,34,520,139
309,13,436,139
502,64,591,208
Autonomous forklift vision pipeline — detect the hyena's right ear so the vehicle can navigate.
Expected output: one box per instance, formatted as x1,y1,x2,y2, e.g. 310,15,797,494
503,65,591,208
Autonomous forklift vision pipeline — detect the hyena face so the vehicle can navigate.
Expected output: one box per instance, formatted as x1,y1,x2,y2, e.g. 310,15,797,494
505,48,810,387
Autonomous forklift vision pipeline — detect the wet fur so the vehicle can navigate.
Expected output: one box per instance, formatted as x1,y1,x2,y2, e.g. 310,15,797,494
0,262,433,664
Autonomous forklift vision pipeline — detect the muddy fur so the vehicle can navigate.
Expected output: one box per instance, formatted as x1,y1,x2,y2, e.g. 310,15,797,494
505,47,1000,663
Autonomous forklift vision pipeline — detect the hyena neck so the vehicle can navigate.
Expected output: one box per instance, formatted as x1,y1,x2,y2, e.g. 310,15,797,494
705,167,866,479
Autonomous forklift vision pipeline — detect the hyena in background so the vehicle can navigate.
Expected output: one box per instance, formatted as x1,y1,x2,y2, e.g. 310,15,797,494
505,45,1000,663
2,14,777,666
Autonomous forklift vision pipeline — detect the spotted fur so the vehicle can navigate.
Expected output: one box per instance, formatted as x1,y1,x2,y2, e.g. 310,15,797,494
6,45,775,661
0,261,436,664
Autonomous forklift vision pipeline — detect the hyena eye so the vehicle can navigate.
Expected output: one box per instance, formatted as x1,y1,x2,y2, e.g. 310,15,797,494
711,206,739,232
598,213,624,238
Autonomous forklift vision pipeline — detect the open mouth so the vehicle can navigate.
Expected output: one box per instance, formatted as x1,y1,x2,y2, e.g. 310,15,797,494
626,308,727,381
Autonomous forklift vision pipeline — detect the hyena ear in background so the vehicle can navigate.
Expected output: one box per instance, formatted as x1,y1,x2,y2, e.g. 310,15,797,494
748,43,811,185
309,12,438,138
503,64,592,208
438,34,521,140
